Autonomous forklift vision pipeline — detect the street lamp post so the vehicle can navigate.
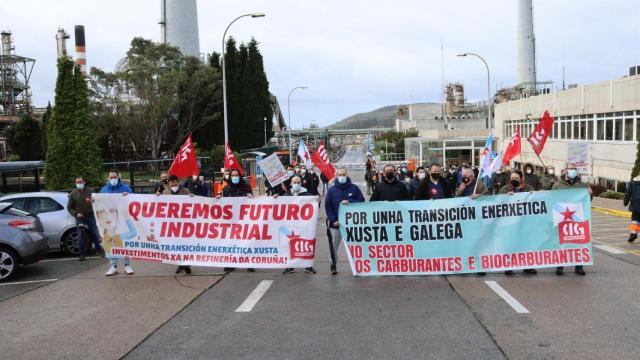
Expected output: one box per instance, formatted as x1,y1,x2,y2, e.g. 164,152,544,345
457,52,492,130
287,86,308,162
222,13,265,146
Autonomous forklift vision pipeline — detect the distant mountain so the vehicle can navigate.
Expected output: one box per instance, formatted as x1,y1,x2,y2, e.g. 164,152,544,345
327,105,397,130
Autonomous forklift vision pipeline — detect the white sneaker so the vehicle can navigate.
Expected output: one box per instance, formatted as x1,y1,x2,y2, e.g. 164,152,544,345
124,265,134,275
105,266,118,276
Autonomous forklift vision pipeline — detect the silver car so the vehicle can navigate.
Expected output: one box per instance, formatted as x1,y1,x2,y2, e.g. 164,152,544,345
0,192,81,254
0,202,48,281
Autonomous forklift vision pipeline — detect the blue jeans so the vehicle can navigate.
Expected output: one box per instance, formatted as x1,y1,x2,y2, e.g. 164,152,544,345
77,215,102,256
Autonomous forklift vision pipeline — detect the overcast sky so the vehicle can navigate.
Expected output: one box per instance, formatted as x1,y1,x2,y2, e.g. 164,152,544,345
1,0,639,127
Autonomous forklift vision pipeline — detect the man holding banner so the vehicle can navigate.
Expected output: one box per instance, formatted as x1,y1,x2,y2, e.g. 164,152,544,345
325,168,365,274
552,161,592,276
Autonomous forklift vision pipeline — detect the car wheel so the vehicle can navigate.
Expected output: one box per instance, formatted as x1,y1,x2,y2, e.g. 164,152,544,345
62,229,80,255
0,247,18,282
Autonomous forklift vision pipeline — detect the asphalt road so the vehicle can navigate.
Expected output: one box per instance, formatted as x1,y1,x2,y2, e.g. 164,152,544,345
2,145,640,359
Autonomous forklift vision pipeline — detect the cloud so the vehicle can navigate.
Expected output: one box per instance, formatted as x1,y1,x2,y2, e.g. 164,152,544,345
1,0,637,127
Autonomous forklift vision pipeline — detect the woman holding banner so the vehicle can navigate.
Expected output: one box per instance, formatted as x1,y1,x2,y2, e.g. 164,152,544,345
218,169,255,273
275,176,318,275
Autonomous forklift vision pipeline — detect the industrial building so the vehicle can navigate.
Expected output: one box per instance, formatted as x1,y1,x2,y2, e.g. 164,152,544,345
494,71,640,192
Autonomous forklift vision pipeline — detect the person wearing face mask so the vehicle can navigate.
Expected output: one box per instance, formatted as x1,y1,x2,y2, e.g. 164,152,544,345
277,165,297,195
552,161,592,276
371,165,410,202
542,166,558,190
490,167,509,195
455,167,487,198
445,166,458,196
325,168,365,274
183,173,205,196
299,165,318,196
498,170,537,275
415,164,453,200
522,163,542,190
160,175,194,274
276,176,318,275
408,166,426,199
154,172,169,194
100,169,134,275
68,176,105,261
219,169,255,272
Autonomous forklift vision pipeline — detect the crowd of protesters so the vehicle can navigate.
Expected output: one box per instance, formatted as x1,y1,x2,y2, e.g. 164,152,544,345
68,153,604,278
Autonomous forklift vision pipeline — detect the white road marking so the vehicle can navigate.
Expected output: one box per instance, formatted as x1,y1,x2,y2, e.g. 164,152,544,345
485,281,530,314
40,256,100,262
0,278,58,286
235,280,274,312
595,244,627,255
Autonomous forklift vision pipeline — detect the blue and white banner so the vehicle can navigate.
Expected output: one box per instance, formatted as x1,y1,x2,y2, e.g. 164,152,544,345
338,189,592,276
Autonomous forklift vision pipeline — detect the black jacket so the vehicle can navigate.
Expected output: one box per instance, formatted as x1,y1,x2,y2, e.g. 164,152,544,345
624,180,640,212
414,178,453,200
370,179,410,201
222,180,252,197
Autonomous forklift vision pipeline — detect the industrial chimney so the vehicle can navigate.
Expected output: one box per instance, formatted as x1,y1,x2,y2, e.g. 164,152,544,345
55,27,70,59
517,0,536,91
74,25,87,76
159,0,200,57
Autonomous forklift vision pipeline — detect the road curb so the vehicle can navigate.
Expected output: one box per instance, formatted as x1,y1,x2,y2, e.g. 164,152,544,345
591,206,631,218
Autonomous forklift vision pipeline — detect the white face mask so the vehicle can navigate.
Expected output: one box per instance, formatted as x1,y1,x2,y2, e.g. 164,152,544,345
548,169,555,175
76,183,85,190
418,173,426,180
526,169,532,174
301,169,307,175
109,179,118,187
170,186,180,193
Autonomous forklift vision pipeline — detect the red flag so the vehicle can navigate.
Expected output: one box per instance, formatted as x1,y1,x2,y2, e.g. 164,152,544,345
502,128,521,166
311,141,336,180
224,143,244,176
527,111,554,155
168,133,199,178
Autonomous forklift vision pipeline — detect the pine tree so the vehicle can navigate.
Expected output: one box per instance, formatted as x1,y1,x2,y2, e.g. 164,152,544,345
44,57,76,189
5,114,42,160
71,63,103,187
247,38,274,147
224,37,243,148
41,102,52,158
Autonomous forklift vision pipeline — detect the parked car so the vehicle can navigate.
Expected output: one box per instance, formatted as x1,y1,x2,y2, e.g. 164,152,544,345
0,192,83,255
0,202,48,281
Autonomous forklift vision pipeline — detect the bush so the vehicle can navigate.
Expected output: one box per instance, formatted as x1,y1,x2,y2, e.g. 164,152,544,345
590,183,607,197
599,191,625,200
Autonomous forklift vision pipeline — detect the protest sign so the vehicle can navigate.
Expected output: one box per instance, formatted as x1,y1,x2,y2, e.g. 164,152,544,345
260,153,290,187
339,188,592,276
93,194,319,268
567,142,590,175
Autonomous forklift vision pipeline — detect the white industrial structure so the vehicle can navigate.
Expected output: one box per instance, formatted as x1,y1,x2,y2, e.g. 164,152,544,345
159,0,200,58
517,0,537,91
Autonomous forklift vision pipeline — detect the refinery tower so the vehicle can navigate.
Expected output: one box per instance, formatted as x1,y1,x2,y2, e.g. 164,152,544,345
159,0,200,58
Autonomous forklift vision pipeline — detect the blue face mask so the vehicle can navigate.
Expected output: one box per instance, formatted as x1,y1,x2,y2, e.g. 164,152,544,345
288,170,295,177
292,183,301,192
109,179,118,187
231,176,240,184
338,176,347,184
567,169,578,179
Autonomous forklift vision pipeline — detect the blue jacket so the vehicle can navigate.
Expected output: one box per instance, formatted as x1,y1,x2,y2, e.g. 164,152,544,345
100,179,133,194
325,177,365,228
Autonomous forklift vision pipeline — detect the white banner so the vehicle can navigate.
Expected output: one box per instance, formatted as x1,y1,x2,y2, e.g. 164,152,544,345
567,142,590,175
260,153,289,187
92,194,319,268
